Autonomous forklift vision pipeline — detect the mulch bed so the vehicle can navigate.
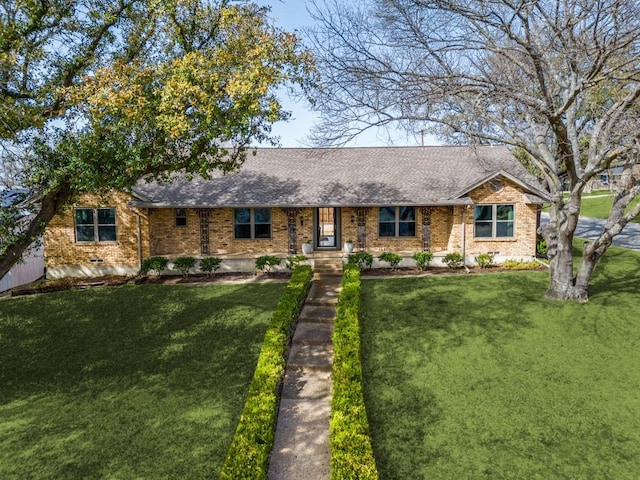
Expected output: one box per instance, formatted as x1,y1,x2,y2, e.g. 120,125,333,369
9,265,547,297
10,272,293,297
361,265,547,277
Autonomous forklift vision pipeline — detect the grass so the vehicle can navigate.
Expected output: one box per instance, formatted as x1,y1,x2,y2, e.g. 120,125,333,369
0,283,284,479
360,244,640,479
545,191,640,222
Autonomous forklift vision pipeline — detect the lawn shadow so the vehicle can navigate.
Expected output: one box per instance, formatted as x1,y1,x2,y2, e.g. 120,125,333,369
360,273,549,479
587,245,640,300
0,283,282,402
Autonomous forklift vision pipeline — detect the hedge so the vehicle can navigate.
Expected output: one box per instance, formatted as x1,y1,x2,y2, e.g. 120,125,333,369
330,264,379,479
219,265,313,479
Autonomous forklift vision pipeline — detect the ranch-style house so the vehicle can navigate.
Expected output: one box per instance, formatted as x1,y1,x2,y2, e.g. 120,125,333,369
44,146,550,278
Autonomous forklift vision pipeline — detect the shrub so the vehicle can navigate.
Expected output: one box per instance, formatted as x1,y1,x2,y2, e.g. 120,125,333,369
347,252,373,270
474,253,495,269
412,251,433,270
378,252,403,269
537,238,548,257
330,264,379,479
503,259,545,270
140,256,169,275
220,266,313,479
285,254,308,270
442,252,464,269
255,255,281,273
172,256,196,277
199,257,222,277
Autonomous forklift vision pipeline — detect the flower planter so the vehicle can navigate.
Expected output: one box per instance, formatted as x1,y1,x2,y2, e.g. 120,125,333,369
302,243,313,255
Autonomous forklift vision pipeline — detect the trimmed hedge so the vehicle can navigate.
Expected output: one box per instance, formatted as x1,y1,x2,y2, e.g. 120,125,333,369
219,265,313,479
330,264,379,479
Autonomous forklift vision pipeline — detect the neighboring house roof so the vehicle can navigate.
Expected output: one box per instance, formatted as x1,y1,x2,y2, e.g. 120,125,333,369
1,188,29,208
131,146,550,208
0,188,31,221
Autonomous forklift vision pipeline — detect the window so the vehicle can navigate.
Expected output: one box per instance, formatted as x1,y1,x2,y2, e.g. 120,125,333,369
378,206,416,237
474,204,514,238
175,208,187,227
234,208,271,239
75,208,117,242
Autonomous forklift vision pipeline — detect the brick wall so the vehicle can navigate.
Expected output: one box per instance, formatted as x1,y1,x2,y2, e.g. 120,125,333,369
45,179,539,277
45,192,146,276
340,206,453,253
149,207,305,255
448,179,538,258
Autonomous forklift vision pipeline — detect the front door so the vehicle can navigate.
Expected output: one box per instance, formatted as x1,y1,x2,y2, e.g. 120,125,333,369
316,207,338,248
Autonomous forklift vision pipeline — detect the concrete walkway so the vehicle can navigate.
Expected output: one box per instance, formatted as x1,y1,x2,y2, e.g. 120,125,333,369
268,259,343,480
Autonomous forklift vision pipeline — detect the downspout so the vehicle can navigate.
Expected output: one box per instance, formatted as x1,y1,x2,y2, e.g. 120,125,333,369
131,208,143,272
462,206,471,273
136,213,142,271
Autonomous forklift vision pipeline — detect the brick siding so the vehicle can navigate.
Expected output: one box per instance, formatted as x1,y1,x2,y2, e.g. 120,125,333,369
45,180,539,276
45,192,146,273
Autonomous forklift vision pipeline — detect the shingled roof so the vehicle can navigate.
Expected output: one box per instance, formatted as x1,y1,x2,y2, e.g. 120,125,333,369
131,146,548,207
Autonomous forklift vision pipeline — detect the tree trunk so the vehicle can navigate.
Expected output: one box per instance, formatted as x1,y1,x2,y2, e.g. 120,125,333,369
0,185,71,280
545,233,587,302
541,206,596,302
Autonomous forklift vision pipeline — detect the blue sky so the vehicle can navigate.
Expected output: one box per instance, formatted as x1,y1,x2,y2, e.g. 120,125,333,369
256,0,438,147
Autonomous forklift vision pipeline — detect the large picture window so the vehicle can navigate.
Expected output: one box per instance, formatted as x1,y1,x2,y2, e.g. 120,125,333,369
378,206,416,237
474,204,514,238
75,208,117,242
234,208,272,239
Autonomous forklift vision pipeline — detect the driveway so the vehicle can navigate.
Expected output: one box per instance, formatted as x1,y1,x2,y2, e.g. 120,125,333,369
540,213,640,251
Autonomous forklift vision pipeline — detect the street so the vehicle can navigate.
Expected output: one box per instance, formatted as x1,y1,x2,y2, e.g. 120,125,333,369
540,213,640,251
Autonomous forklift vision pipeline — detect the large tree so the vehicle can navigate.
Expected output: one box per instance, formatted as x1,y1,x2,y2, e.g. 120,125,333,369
0,0,312,279
308,0,640,301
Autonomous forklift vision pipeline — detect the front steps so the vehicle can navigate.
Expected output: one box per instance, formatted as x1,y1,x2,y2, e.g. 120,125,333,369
312,258,344,279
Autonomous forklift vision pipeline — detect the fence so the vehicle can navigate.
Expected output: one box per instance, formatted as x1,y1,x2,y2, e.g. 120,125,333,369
0,242,45,293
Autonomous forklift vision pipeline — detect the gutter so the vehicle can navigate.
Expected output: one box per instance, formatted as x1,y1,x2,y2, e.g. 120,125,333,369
130,208,143,272
461,206,467,268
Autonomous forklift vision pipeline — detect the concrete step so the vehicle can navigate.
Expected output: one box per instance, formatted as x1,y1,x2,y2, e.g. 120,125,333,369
268,397,331,480
306,283,341,306
298,305,336,324
313,259,344,276
288,343,334,371
281,367,332,400
293,321,333,345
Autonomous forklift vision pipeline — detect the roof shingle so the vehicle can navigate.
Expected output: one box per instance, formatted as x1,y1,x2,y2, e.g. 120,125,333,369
131,146,547,207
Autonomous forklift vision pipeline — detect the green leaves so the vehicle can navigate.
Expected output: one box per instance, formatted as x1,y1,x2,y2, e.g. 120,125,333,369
0,0,314,279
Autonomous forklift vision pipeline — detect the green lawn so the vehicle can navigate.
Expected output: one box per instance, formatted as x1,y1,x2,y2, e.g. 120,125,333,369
549,192,640,222
360,245,640,479
0,283,284,479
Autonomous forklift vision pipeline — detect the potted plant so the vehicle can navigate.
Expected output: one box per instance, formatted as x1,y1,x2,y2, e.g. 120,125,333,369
343,239,354,254
302,239,313,254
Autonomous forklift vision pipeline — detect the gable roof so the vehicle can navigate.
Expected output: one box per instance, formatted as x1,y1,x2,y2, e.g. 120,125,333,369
131,146,549,208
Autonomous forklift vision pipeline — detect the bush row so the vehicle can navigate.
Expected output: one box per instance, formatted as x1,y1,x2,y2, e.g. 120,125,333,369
140,256,222,276
140,255,309,276
330,264,379,479
349,251,538,270
219,265,313,479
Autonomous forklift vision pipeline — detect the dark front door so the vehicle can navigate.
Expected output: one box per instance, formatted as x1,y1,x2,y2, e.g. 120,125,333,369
316,207,337,248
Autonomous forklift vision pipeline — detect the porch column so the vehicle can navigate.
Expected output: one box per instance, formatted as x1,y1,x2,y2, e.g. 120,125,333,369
421,207,433,251
282,207,302,254
355,207,368,252
197,208,211,255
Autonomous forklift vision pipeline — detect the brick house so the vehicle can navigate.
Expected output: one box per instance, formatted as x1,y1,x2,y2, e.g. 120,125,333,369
44,146,549,278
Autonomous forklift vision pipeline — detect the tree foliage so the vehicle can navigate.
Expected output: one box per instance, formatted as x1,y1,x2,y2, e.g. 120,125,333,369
0,0,313,278
309,0,640,301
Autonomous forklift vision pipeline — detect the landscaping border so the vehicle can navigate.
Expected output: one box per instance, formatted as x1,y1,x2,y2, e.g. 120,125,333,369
219,265,313,479
330,264,379,479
